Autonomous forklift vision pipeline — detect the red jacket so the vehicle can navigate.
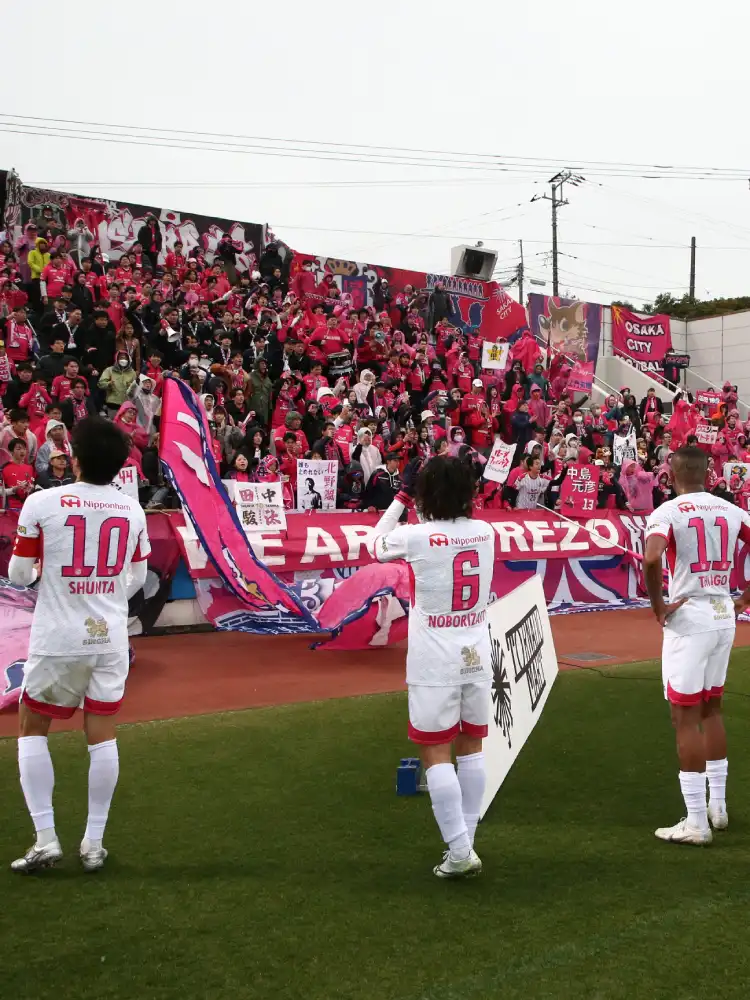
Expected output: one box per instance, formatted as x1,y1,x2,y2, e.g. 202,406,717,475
290,270,317,300
51,374,76,402
41,264,68,299
333,424,355,462
271,384,303,429
302,374,329,400
309,327,350,357
5,320,34,363
19,385,52,429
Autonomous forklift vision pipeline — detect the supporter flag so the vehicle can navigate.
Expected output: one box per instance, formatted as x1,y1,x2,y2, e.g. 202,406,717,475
567,360,594,393
486,285,528,341
610,306,672,379
0,582,36,711
159,376,320,634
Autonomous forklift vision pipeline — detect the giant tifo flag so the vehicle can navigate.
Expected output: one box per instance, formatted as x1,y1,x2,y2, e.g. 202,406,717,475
288,251,527,342
610,306,672,379
159,375,321,634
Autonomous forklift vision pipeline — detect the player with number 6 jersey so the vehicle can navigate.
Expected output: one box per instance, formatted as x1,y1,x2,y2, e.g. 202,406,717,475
372,456,495,879
8,417,150,876
644,446,750,847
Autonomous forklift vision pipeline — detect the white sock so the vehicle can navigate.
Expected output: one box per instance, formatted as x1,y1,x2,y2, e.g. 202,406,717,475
18,735,56,844
456,752,486,847
679,770,708,831
706,758,728,809
84,740,119,847
426,762,471,860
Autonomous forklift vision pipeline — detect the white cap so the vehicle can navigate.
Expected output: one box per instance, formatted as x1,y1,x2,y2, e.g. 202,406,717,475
472,378,483,387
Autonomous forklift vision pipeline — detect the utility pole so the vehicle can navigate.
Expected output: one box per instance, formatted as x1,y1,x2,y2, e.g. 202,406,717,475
689,237,696,298
531,171,584,296
517,239,524,305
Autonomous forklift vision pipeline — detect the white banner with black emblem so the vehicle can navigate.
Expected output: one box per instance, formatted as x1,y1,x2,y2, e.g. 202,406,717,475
480,575,558,818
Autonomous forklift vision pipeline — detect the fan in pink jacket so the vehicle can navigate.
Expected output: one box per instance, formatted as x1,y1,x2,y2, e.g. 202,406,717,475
527,384,548,426
509,329,542,373
619,460,654,512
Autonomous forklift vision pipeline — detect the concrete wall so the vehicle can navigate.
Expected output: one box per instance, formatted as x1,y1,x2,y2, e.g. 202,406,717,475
683,311,750,408
597,304,750,417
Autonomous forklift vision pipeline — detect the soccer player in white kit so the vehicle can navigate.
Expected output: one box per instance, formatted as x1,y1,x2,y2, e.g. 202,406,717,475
372,456,495,877
8,417,150,874
644,445,750,845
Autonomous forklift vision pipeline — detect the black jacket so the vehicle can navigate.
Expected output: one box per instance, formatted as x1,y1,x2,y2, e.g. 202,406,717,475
360,466,401,510
137,222,162,255
71,283,95,317
37,352,72,382
60,394,98,429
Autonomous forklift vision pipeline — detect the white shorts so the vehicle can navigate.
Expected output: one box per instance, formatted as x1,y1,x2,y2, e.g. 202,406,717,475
662,629,734,706
22,651,130,720
407,682,490,745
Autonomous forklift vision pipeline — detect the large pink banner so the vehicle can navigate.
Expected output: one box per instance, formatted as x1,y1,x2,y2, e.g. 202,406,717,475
169,509,646,576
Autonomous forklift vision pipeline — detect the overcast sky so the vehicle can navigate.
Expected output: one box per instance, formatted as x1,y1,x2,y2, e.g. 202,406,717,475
4,0,750,307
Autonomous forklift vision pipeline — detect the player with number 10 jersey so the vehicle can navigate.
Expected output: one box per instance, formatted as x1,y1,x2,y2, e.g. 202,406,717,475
8,417,150,876
16,484,149,662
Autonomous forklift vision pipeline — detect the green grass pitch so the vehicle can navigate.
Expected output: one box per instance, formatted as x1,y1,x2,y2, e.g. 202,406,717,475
3,652,750,1000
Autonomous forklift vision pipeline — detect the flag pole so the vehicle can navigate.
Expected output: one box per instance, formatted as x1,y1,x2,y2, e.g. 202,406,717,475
535,501,641,560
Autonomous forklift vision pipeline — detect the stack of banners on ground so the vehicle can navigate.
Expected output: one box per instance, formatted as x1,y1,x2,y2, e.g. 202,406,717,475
610,306,673,379
480,575,558,818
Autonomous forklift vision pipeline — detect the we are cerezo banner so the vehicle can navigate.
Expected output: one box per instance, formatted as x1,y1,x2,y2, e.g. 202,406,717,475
289,251,528,342
527,295,602,363
610,306,673,378
3,173,264,269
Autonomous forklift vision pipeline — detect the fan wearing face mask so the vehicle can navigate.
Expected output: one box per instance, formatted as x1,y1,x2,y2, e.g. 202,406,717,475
98,350,137,418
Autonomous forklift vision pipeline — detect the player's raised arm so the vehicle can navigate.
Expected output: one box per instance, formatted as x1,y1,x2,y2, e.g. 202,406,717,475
370,457,422,563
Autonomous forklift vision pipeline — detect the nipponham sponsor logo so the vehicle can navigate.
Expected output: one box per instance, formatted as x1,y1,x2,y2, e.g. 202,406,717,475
429,533,449,547
60,494,81,508
677,502,696,513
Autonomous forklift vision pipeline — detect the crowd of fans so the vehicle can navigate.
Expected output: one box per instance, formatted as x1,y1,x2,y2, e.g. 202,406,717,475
0,209,748,516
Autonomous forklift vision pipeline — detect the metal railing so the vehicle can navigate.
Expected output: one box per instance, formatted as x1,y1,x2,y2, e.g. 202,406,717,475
534,334,622,402
611,348,681,395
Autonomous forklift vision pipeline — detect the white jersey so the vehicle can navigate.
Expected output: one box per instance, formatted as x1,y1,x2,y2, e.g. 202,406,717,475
645,491,750,636
514,473,549,510
14,482,150,656
375,516,495,686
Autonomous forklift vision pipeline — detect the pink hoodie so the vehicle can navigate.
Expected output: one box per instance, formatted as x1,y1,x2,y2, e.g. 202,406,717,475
620,460,654,512
527,385,548,426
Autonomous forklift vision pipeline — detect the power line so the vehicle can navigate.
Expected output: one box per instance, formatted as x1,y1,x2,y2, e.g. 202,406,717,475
3,116,750,180
557,267,688,292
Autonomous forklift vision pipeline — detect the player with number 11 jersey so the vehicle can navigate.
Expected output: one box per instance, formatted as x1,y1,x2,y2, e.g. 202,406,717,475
644,446,750,847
